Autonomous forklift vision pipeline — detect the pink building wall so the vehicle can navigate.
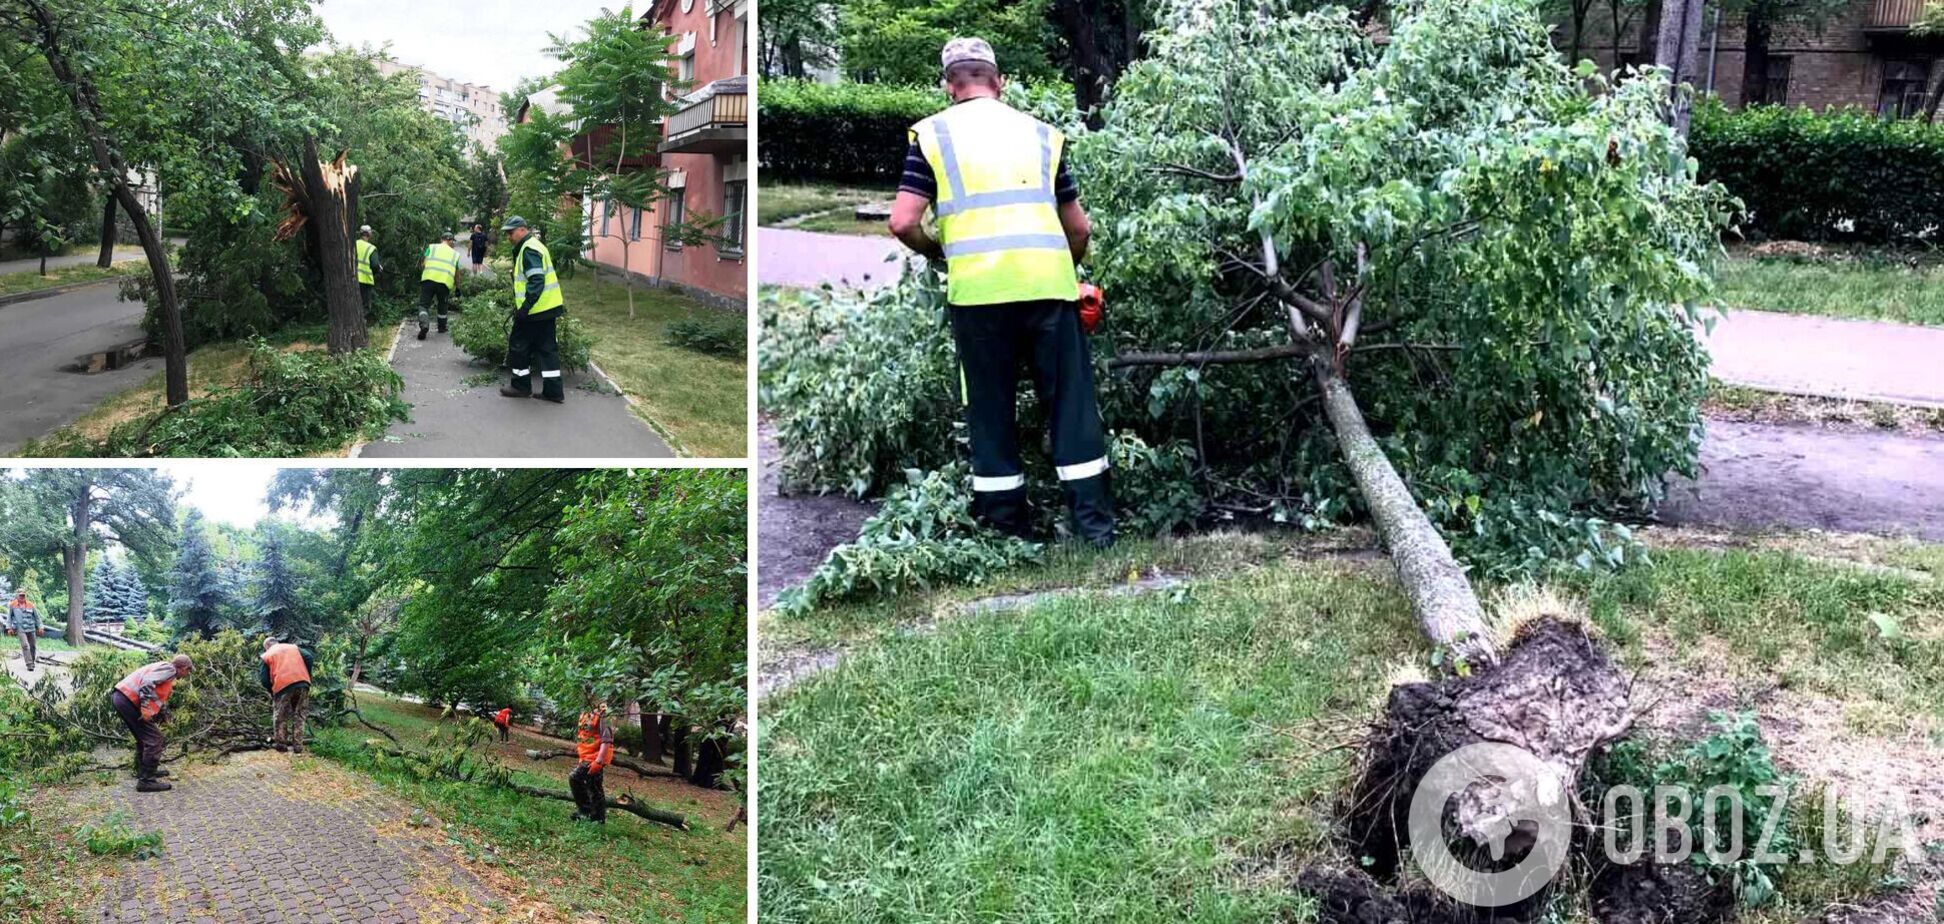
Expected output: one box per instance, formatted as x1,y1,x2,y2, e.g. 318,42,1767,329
582,0,747,307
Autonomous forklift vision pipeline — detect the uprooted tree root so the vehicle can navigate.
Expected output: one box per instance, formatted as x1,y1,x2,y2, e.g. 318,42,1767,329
1294,616,1735,924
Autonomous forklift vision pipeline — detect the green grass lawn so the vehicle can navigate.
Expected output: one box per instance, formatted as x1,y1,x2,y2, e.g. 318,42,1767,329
315,695,745,924
0,259,140,298
759,532,1944,923
1714,253,1944,326
565,273,747,457
759,181,891,226
0,632,79,656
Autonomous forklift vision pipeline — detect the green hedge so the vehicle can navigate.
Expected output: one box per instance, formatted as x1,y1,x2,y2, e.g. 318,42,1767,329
1690,102,1944,243
759,79,1077,183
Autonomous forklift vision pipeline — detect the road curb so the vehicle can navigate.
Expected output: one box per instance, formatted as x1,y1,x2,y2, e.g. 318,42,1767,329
0,277,118,309
587,357,687,457
346,320,410,459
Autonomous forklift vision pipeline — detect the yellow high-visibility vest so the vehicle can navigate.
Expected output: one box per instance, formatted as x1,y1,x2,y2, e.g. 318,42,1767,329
911,98,1079,306
420,242,459,287
512,236,563,315
355,239,377,285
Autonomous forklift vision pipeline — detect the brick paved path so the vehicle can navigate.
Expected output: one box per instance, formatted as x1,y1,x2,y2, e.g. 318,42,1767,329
86,751,503,924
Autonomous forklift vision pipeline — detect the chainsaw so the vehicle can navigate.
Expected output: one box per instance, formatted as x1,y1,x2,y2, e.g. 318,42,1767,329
1078,282,1105,334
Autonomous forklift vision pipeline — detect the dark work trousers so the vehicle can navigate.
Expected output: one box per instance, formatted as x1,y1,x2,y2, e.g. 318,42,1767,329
417,280,451,332
17,629,35,670
947,299,1115,546
568,763,607,821
506,310,565,401
110,690,166,780
359,283,377,323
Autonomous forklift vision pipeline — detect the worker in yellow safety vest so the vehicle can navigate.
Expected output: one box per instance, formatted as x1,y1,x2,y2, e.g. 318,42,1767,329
417,231,461,340
887,37,1114,548
497,216,567,404
355,225,382,324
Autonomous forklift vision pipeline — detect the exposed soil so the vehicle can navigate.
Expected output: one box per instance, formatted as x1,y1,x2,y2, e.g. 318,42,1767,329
1659,418,1944,542
756,420,878,610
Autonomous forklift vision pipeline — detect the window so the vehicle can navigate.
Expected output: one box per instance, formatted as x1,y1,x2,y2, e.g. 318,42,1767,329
631,206,644,242
601,200,613,237
664,189,687,251
679,53,695,84
1878,59,1932,119
1755,56,1791,106
720,180,745,256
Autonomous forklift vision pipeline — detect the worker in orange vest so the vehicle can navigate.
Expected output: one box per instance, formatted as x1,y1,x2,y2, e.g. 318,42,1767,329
568,694,614,823
493,706,513,743
109,654,194,792
260,638,315,754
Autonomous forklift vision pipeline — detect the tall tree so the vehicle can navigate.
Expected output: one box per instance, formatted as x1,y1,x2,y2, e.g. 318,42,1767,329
252,528,307,640
759,0,839,78
0,470,175,645
1049,0,1146,123
169,510,230,640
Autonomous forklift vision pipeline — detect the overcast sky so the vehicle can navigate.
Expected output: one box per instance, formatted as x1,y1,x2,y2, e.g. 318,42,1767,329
166,465,334,531
312,0,639,93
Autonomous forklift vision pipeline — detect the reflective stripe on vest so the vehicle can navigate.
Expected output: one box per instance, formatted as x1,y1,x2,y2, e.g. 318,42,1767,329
420,243,459,287
355,239,376,285
261,643,311,695
512,236,564,315
912,99,1079,306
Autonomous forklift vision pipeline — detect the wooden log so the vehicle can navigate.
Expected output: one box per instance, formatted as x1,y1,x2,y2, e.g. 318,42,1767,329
507,782,688,830
523,747,681,780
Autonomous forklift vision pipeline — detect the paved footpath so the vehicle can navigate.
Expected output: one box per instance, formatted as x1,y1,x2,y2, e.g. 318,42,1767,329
1701,308,1944,408
362,321,672,458
758,227,910,291
83,751,505,924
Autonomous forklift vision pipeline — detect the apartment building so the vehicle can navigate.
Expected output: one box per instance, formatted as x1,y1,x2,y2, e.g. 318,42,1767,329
1565,0,1944,117
377,58,509,151
577,0,749,307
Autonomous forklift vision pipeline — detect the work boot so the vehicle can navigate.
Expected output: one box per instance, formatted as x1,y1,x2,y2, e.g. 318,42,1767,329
153,768,171,778
499,386,530,399
536,393,564,404
135,778,172,793
417,325,428,341
437,317,448,333
1064,473,1116,550
971,485,1032,540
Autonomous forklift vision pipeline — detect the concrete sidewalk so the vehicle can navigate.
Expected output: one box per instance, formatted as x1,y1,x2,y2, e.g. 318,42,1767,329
0,281,160,455
1701,308,1944,408
759,227,911,291
361,321,673,458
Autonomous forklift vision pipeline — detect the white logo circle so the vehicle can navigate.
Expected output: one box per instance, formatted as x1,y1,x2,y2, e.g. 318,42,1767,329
1407,742,1572,907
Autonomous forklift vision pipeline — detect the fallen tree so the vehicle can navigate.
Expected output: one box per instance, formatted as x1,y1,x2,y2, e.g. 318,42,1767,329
524,747,682,780
366,737,689,831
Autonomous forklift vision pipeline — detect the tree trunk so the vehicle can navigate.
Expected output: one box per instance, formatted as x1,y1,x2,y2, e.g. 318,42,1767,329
296,136,368,354
641,708,666,764
1656,0,1706,136
24,0,188,407
96,196,117,268
63,482,90,648
1740,3,1773,107
1054,0,1110,125
1923,69,1944,123
691,734,727,789
1637,0,1663,66
1311,360,1494,666
670,722,693,778
505,782,687,829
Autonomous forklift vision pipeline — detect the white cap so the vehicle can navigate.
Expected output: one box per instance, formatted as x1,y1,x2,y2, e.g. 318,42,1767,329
941,37,996,74
359,225,373,234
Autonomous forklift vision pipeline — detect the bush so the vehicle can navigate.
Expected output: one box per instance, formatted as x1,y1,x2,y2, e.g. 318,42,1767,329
78,814,162,859
1691,101,1944,243
36,342,407,458
666,316,747,358
455,270,500,299
449,301,597,372
760,79,1075,183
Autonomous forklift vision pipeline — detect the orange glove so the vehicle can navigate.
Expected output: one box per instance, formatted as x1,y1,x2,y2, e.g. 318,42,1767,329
1077,283,1105,334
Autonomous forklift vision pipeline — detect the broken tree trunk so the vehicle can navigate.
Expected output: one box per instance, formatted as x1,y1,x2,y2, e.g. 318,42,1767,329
272,136,367,353
524,748,682,780
506,782,688,830
96,196,117,268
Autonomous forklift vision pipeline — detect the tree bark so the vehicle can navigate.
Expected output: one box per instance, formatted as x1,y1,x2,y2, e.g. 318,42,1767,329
24,0,188,406
63,480,91,648
1637,0,1663,67
1740,3,1773,107
641,707,666,764
1655,0,1706,136
96,196,117,268
1311,360,1494,666
523,748,683,779
670,722,693,778
506,782,688,829
1054,0,1110,124
296,136,368,354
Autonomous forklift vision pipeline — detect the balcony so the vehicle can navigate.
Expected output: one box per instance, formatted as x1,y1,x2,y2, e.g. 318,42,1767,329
659,77,747,155
1869,0,1938,30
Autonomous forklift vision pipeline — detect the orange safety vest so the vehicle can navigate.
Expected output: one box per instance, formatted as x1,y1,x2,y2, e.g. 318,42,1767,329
115,663,177,721
260,643,311,695
575,709,612,772
494,707,512,727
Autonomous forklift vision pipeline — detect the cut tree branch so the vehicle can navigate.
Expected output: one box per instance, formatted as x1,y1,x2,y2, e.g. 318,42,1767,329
1109,343,1311,368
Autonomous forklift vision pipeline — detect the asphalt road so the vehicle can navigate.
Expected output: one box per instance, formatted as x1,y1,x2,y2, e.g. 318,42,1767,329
1660,419,1944,541
360,321,673,458
0,281,160,455
0,246,145,277
758,226,910,291
1701,309,1944,408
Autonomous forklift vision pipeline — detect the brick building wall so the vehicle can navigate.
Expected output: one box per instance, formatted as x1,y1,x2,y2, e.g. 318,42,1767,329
1558,0,1943,116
